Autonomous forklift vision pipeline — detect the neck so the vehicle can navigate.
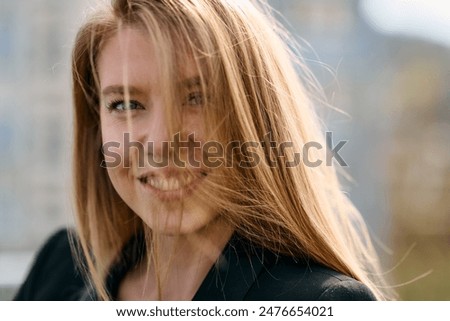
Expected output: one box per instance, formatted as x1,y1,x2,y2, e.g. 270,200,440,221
155,216,233,275
118,217,234,300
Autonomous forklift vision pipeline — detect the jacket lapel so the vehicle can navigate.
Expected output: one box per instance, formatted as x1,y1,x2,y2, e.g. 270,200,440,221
193,235,268,300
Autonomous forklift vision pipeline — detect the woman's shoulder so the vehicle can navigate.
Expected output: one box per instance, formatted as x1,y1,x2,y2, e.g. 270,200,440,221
248,254,377,301
197,235,377,301
14,228,86,300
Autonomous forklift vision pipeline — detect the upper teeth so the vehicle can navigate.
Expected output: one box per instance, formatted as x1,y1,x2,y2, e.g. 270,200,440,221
140,175,196,191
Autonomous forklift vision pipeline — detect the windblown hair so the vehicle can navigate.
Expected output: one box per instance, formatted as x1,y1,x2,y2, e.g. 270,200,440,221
72,0,393,300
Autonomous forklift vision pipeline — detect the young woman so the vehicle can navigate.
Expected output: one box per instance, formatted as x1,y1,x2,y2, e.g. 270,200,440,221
15,0,393,300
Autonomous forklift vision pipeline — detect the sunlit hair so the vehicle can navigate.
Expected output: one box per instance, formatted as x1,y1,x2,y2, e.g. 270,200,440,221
71,0,394,300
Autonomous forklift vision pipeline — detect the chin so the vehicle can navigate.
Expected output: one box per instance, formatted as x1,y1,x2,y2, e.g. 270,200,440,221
139,205,218,236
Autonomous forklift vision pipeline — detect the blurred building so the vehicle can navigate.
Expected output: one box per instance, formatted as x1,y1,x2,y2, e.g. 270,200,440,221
0,0,88,298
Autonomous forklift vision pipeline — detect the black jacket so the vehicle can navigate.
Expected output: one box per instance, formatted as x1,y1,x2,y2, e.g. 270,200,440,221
14,229,376,301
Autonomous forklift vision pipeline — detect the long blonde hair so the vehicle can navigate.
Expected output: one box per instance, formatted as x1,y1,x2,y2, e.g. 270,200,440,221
71,0,394,300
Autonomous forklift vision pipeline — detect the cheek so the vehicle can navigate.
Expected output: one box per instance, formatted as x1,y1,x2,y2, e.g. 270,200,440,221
100,117,133,193
105,162,136,209
182,111,205,135
101,115,124,146
100,115,130,168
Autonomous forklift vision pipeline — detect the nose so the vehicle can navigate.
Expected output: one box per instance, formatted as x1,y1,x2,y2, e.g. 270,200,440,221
128,97,176,169
128,97,196,169
145,100,171,162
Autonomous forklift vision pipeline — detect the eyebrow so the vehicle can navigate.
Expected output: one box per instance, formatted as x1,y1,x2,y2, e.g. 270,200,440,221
101,76,203,97
101,85,145,97
181,76,201,88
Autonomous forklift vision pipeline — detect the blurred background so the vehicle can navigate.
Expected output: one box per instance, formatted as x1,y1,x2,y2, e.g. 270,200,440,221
0,0,449,300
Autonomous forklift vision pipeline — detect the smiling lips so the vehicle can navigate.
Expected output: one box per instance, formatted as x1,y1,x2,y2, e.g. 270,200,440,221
137,171,207,199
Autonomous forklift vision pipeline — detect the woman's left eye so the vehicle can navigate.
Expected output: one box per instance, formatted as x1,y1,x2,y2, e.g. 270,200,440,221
184,92,204,106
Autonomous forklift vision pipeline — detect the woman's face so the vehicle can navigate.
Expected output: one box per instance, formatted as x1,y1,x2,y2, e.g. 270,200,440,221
97,27,217,235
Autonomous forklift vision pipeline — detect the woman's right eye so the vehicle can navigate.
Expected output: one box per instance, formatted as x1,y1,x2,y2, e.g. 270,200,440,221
106,99,144,112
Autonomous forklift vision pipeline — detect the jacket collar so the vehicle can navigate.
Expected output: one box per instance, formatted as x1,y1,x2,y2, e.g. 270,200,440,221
192,234,270,300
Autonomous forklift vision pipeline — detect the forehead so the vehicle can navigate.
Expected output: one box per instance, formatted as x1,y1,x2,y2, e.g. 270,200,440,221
97,27,159,90
97,27,199,93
